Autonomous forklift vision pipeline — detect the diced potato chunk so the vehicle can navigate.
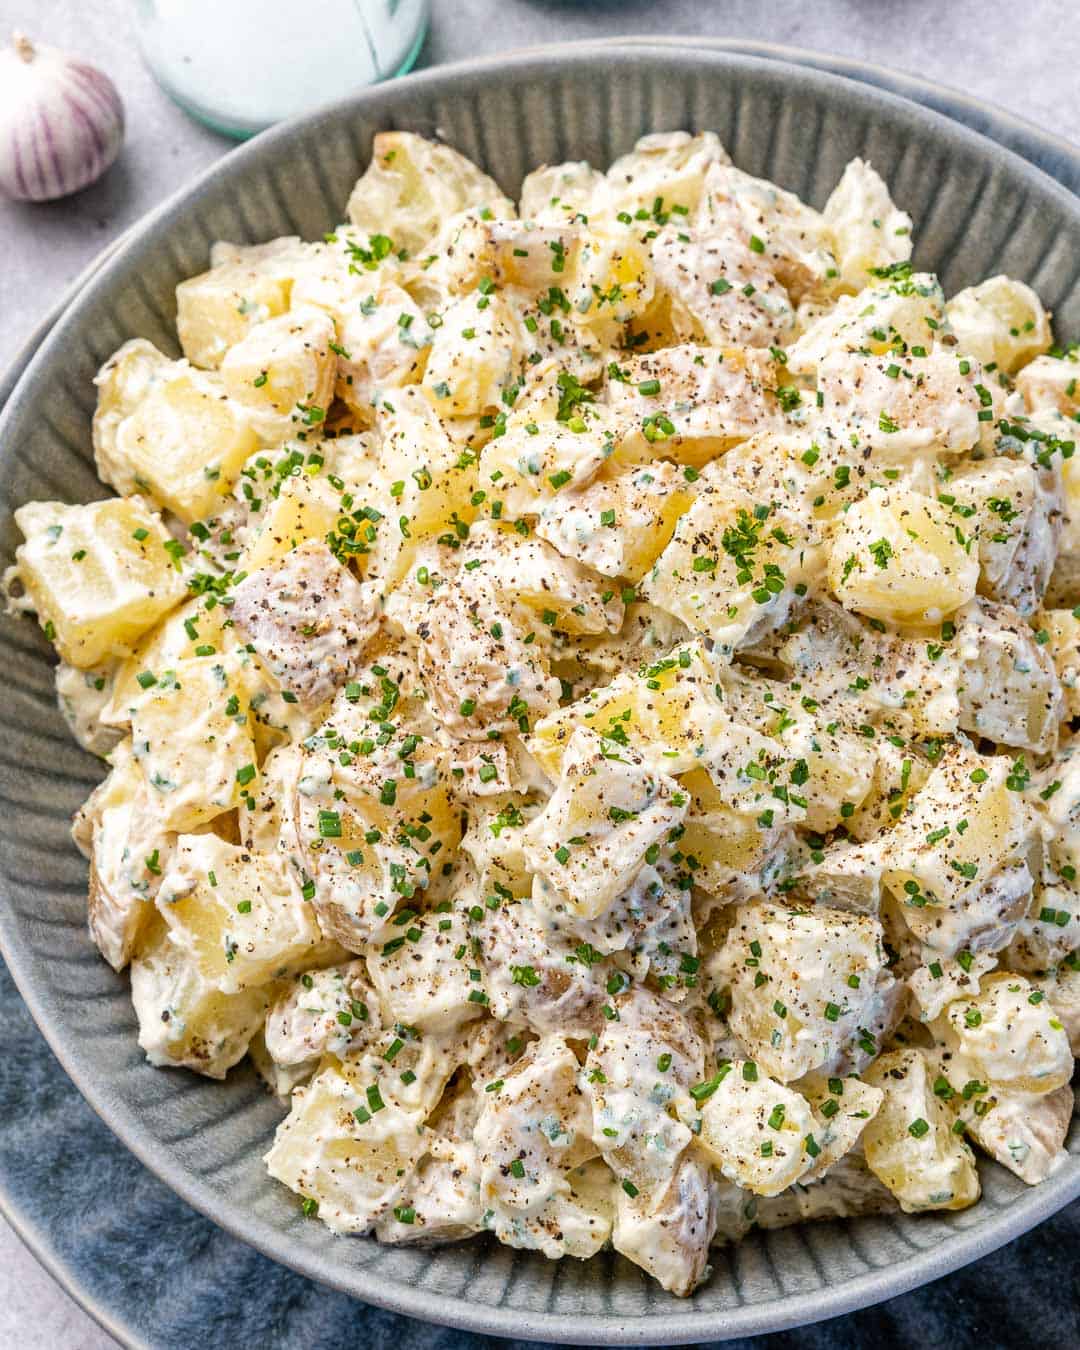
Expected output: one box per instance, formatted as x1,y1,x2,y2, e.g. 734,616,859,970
880,745,1033,915
13,498,186,667
827,485,979,623
1017,351,1080,417
715,900,894,1082
264,1052,428,1232
954,598,1064,753
822,159,913,294
644,481,819,654
131,914,270,1078
535,461,694,580
946,276,1052,374
367,908,483,1035
1039,608,1080,719
933,972,1073,1095
612,1154,718,1297
862,1048,980,1212
77,742,170,969
423,289,524,417
522,727,687,920
346,131,513,257
696,1062,817,1195
106,365,258,524
221,305,337,445
603,131,730,220
129,653,260,830
157,833,325,993
176,237,302,368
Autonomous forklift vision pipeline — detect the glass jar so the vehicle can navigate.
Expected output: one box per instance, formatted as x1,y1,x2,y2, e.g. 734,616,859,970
133,0,430,139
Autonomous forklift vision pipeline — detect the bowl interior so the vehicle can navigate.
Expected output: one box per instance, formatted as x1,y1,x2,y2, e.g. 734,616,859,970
1,44,1078,1344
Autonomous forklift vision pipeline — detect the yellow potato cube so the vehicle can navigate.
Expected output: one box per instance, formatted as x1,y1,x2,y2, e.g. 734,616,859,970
264,1051,429,1232
221,305,337,446
828,485,979,623
423,290,525,417
946,276,1052,374
863,1048,980,1212
346,131,513,257
109,366,259,523
176,237,302,369
14,497,186,667
130,653,260,830
696,1063,817,1196
157,833,326,993
130,914,271,1078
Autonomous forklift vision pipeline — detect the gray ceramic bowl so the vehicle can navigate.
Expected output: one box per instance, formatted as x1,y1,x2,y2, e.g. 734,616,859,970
1,42,1079,1345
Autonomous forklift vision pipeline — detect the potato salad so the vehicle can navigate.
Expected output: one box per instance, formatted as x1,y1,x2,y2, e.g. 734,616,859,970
8,130,1080,1296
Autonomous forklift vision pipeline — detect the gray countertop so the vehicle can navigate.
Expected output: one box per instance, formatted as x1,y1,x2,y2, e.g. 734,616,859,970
1,1,1078,1346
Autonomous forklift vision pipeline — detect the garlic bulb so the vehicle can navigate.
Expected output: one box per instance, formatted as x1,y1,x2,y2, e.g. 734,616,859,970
0,32,124,202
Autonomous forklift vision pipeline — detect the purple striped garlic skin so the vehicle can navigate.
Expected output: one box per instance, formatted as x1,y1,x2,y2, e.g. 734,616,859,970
1,32,124,202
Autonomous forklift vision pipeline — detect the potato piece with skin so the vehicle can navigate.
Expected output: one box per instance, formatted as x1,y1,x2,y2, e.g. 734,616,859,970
130,653,261,831
156,834,326,994
535,460,694,581
389,551,561,741
907,947,998,1023
347,131,513,258
55,661,123,757
613,1153,719,1297
264,1051,429,1233
75,742,171,970
264,961,383,1070
694,161,836,303
230,540,380,709
607,344,788,466
954,597,1064,753
932,972,1073,1095
901,858,1033,960
131,914,271,1078
374,1135,486,1246
221,305,337,445
474,896,607,1038
367,908,483,1036
1029,966,1080,1054
539,861,697,998
176,237,303,369
862,1048,980,1212
1017,350,1080,416
714,900,895,1082
945,456,1061,616
695,1061,818,1196
946,276,1052,374
827,485,979,624
643,481,821,655
957,1082,1073,1185
522,727,687,921
816,348,983,455
771,713,878,834
585,988,703,1203
822,159,913,294
13,498,187,668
